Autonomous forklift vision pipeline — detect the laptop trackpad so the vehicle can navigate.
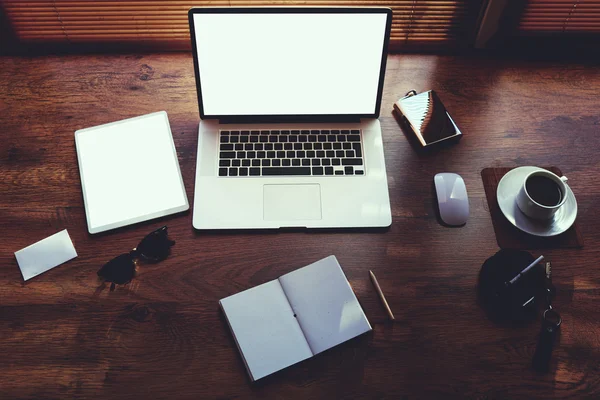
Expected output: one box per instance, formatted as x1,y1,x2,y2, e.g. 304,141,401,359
263,184,322,221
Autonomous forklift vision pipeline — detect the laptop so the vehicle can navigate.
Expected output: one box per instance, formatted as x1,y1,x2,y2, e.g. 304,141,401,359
188,7,393,229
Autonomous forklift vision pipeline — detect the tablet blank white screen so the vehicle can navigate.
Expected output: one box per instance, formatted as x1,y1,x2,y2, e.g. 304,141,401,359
75,112,188,233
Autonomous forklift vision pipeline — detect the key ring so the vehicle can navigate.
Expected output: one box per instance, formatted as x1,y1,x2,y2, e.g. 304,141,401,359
543,308,562,328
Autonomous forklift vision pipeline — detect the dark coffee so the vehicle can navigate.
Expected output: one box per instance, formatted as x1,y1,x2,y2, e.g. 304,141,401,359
526,175,562,207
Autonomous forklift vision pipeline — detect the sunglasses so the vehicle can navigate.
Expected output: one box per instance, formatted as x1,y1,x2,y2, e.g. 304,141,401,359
97,226,175,291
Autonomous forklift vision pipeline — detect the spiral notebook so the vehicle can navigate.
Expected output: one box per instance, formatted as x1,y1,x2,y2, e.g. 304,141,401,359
219,256,371,381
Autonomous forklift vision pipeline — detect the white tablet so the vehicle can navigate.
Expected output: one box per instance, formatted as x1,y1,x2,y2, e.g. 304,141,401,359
75,111,189,234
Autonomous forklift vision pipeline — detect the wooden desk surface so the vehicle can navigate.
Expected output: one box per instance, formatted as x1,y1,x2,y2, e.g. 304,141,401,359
1,53,599,399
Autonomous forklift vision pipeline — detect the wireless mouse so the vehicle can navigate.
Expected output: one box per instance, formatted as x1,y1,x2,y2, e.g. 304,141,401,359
434,173,469,226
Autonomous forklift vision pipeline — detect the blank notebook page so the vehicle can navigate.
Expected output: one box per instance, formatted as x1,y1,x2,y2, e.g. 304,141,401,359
75,111,188,233
278,256,372,355
219,280,313,381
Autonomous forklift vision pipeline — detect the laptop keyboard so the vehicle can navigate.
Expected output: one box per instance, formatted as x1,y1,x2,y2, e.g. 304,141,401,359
218,129,364,177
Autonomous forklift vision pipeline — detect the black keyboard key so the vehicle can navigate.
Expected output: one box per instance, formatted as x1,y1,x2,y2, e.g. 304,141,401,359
220,160,231,167
304,143,312,150
242,159,250,167
314,143,322,150
308,135,317,142
229,168,238,176
250,136,259,143
241,130,250,135
219,168,227,176
240,135,249,143
343,142,352,150
342,158,363,166
260,130,269,135
269,136,278,143
324,143,333,150
220,136,229,143
272,159,281,166
275,143,283,150
333,143,342,149
311,130,320,134
255,143,264,151
299,135,308,143
281,130,290,134
232,159,241,167
322,130,330,134
271,130,280,134
291,130,300,134
318,135,327,142
265,143,274,151
317,150,325,158
351,129,360,134
250,167,260,176
335,170,344,175
259,136,268,143
322,159,331,166
257,151,266,158
286,151,295,158
277,151,286,158
297,151,306,158
252,159,260,167
220,144,234,151
325,167,334,175
341,130,350,134
345,166,354,175
355,170,364,175
221,131,230,135
282,159,291,166
347,134,360,142
302,159,310,166
236,151,246,159
326,150,335,158
250,130,259,135
328,135,336,142
262,167,311,176
245,144,253,150
292,159,301,166
284,143,293,150
239,167,248,176
247,151,256,159
230,136,239,143
230,131,240,135
294,143,303,150
337,135,346,142
312,167,324,175
289,135,298,142
346,150,355,158
353,143,362,157
262,159,271,166
312,159,321,166
234,144,243,151
307,150,316,158
336,150,345,158
280,135,288,142
220,151,235,159
267,151,276,158
332,159,341,166
301,130,310,134
332,130,340,134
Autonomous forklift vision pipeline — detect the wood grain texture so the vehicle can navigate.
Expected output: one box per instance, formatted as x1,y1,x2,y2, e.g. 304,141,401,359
1,53,599,399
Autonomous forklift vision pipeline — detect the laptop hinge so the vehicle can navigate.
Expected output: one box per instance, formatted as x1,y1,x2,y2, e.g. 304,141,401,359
216,116,362,124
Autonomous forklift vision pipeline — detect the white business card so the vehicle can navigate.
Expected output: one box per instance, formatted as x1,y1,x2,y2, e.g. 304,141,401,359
14,230,78,281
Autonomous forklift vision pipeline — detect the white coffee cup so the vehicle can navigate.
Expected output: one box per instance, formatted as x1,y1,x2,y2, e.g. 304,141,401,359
516,170,569,220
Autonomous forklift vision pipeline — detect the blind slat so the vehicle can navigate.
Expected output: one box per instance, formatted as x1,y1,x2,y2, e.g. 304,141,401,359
516,0,600,34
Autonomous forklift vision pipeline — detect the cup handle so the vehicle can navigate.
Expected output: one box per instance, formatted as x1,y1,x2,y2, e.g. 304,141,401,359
560,176,568,184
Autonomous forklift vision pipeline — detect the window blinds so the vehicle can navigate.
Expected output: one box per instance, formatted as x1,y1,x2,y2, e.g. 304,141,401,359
2,1,484,50
518,0,600,33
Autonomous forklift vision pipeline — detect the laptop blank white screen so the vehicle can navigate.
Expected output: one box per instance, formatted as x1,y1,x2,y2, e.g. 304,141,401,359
192,12,388,116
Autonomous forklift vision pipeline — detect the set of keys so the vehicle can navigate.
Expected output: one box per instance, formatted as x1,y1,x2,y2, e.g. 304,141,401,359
532,261,562,373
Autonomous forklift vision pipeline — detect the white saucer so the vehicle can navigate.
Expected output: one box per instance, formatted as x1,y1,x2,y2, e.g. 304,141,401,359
496,166,578,237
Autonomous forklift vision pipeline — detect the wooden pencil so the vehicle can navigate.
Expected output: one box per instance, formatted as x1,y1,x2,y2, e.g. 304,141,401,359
369,270,395,321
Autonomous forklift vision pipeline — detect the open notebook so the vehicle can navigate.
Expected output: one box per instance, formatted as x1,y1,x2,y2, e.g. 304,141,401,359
219,256,372,381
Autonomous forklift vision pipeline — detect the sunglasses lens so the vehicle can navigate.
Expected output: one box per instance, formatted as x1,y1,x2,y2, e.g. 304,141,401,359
97,253,136,285
136,226,175,262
